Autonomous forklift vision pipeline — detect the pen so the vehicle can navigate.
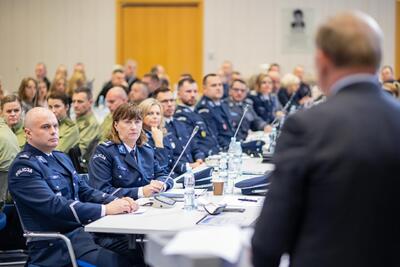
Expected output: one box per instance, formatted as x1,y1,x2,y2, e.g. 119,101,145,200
238,198,257,202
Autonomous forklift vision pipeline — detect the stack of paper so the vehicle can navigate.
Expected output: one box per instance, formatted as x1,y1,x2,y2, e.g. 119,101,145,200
162,225,243,263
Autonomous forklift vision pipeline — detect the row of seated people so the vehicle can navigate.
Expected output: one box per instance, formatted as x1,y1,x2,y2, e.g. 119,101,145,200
0,65,397,265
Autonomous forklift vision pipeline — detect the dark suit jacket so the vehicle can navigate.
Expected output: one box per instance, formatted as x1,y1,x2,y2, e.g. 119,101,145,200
252,81,400,267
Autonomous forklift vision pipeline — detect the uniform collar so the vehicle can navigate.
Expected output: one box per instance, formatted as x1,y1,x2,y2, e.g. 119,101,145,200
76,111,93,122
122,142,136,154
178,104,194,111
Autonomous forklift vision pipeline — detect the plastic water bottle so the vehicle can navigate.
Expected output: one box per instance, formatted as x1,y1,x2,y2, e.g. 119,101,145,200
184,163,196,211
219,152,228,194
268,127,277,153
234,141,242,176
226,138,237,194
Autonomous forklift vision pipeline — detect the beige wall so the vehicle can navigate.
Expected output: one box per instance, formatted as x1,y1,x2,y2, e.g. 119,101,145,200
0,0,115,95
0,0,396,96
204,0,396,78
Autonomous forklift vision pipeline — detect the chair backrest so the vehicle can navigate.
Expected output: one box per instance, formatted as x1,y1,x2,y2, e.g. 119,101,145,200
0,212,6,231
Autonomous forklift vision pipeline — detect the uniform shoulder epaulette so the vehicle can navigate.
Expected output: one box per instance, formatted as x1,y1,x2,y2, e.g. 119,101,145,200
176,116,187,122
18,152,32,159
245,98,253,105
175,109,182,114
197,108,209,114
64,118,76,127
100,140,114,147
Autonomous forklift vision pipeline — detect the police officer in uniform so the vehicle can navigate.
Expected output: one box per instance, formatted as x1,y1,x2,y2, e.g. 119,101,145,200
154,87,205,174
0,95,26,148
175,78,221,156
8,107,140,267
224,79,271,141
195,73,235,150
72,87,100,158
89,103,173,199
47,91,80,153
100,87,128,142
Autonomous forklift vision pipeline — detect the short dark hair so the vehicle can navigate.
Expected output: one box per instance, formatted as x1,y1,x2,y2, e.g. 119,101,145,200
109,103,147,146
143,73,160,82
153,87,172,99
47,91,70,107
202,73,218,86
230,79,247,88
73,87,93,100
1,94,21,111
178,77,195,90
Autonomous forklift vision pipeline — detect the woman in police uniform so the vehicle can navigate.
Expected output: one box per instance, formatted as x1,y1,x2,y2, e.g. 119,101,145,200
138,98,175,172
88,103,172,199
47,91,80,153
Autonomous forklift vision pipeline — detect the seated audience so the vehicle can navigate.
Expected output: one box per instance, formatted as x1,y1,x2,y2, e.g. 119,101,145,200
278,73,310,110
34,62,50,89
124,59,140,89
8,107,139,267
142,73,161,97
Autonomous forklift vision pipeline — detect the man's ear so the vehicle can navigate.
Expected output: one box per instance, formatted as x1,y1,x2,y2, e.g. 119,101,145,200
24,127,31,140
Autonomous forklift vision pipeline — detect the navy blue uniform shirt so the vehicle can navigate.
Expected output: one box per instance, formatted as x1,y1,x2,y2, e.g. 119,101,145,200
88,141,172,199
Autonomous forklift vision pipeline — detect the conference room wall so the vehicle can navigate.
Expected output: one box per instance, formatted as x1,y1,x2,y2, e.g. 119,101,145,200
0,0,395,96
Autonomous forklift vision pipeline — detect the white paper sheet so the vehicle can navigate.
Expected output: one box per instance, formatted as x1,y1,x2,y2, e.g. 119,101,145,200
162,225,242,263
219,195,265,207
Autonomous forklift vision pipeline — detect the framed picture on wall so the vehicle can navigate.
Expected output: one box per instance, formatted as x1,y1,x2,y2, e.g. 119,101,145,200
282,8,315,53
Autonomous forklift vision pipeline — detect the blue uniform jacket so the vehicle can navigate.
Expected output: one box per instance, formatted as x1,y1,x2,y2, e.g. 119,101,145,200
248,92,277,123
88,141,172,199
8,143,116,234
174,104,221,156
195,96,235,150
164,119,205,174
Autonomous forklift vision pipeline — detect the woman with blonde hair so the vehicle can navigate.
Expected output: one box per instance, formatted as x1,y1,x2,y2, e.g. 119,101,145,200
68,70,87,96
50,75,68,95
89,103,172,199
249,73,280,123
138,98,176,173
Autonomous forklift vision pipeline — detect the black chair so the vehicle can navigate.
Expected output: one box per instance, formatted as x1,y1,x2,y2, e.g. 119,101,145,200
0,204,28,266
13,201,95,267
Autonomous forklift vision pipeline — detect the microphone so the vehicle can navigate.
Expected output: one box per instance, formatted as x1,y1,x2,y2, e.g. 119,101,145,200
269,91,298,127
163,125,200,187
233,104,250,140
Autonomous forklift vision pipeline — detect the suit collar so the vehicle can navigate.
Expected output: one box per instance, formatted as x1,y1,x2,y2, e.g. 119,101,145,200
330,73,379,96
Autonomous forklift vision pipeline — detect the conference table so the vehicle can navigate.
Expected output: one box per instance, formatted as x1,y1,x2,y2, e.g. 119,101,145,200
85,157,273,235
84,157,274,266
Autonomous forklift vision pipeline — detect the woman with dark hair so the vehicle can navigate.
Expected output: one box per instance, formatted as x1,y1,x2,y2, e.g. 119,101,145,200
47,91,79,153
0,95,25,148
37,80,49,108
17,77,38,113
88,103,172,199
